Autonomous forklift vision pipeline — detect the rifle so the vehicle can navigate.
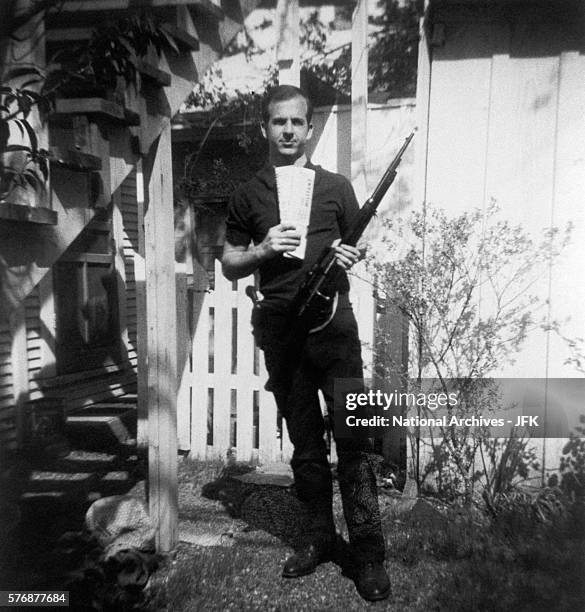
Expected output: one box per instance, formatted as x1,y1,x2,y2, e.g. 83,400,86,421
290,128,416,333
263,130,415,391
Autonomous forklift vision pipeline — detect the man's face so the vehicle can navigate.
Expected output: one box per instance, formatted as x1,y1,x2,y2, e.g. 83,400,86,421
261,96,313,162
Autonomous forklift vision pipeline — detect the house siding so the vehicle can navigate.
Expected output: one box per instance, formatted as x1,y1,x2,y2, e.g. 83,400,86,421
0,318,15,452
120,168,139,369
25,286,43,400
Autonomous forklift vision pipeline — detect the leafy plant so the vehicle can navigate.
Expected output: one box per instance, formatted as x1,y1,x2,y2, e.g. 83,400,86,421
368,0,420,97
559,417,585,500
45,13,180,97
479,428,541,515
370,202,571,502
0,70,49,201
1,9,180,203
178,156,241,208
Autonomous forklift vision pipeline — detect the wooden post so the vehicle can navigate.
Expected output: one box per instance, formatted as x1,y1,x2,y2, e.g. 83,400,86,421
176,262,190,451
351,0,369,203
143,124,178,552
276,0,300,86
135,159,148,447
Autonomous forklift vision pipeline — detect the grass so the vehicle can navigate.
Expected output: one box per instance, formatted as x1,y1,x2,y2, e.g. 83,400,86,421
142,458,585,611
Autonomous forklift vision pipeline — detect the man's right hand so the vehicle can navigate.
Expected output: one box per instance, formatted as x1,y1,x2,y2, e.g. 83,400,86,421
221,224,301,281
258,223,301,259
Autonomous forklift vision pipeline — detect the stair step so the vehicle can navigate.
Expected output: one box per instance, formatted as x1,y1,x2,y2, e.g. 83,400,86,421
25,471,98,493
19,491,87,533
52,450,120,473
70,404,136,430
96,470,135,496
19,491,69,514
65,404,136,451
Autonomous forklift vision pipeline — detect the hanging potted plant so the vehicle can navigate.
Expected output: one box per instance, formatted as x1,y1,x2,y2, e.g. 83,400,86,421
0,68,51,219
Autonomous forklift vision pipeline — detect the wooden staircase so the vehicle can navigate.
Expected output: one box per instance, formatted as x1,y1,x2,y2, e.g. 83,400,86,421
0,0,259,320
0,394,143,590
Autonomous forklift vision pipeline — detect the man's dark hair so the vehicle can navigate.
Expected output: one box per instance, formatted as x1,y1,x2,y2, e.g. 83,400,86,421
261,85,313,124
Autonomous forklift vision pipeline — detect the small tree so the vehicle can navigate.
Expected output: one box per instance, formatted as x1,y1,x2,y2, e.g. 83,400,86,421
370,202,570,503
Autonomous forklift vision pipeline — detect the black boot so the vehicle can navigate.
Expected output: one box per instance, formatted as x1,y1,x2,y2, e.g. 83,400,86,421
354,561,391,601
282,542,333,578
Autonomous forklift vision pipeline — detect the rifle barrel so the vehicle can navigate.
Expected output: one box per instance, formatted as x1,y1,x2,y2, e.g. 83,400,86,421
343,129,416,246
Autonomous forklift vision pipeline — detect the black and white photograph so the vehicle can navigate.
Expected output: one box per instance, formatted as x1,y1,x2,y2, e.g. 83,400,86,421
1,1,584,610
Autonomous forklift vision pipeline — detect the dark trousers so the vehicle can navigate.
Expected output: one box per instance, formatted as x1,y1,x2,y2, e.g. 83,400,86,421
253,298,385,564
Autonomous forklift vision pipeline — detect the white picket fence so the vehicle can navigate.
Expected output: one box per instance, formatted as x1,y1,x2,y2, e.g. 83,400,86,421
178,258,375,463
179,259,292,462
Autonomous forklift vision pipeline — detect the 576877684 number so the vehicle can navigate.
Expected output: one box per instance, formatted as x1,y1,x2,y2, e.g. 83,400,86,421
0,591,69,607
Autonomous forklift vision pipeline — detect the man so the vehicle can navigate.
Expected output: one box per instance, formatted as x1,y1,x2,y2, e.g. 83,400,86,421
221,85,390,602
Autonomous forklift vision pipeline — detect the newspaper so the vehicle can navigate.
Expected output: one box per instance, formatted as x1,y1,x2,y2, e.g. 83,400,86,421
275,166,315,260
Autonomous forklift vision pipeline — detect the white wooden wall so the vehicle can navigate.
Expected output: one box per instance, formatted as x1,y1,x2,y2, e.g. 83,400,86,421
422,8,585,379
412,3,585,484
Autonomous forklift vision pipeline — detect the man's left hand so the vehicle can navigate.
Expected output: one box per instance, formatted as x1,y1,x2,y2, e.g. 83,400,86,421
332,242,362,270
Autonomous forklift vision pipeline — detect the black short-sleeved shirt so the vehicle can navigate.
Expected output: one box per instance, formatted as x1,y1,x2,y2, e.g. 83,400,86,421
225,161,360,309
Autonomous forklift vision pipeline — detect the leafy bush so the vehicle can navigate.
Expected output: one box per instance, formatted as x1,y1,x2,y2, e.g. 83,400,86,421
370,202,571,502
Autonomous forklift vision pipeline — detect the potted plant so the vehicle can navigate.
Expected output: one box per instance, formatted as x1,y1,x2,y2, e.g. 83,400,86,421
0,68,51,215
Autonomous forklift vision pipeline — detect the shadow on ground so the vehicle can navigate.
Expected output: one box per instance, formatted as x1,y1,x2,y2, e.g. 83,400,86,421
199,463,359,579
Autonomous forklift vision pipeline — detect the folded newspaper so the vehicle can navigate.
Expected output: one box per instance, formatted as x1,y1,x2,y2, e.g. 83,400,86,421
275,166,315,260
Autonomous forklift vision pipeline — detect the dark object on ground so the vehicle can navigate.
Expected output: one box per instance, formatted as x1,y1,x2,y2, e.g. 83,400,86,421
282,541,334,578
201,464,311,548
201,463,364,585
63,531,160,611
354,561,392,602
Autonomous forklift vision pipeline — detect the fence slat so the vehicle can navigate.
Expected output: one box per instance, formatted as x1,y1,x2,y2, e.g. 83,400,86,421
235,280,255,459
210,259,231,457
182,258,375,465
189,282,211,458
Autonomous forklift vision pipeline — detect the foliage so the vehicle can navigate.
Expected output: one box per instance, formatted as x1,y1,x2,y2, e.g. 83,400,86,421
195,1,421,107
180,65,272,203
177,156,242,208
1,9,178,201
384,491,584,612
559,417,585,500
306,0,421,97
370,202,570,501
372,202,568,380
369,0,420,96
0,70,49,200
45,13,179,98
478,430,540,515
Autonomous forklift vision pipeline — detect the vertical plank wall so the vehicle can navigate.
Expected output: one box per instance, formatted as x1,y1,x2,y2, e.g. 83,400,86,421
24,287,42,402
120,168,139,372
424,8,585,379
417,6,585,481
0,318,15,454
